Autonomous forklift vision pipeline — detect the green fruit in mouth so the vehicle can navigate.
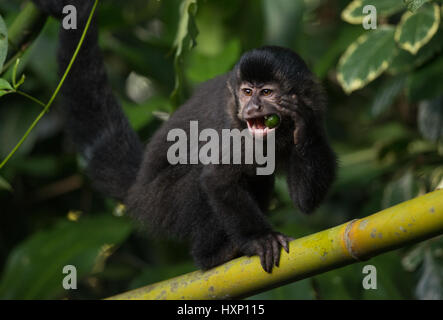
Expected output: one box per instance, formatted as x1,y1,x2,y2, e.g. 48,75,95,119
264,114,280,129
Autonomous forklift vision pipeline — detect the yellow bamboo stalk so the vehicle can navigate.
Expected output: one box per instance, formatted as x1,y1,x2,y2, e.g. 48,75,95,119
108,189,443,300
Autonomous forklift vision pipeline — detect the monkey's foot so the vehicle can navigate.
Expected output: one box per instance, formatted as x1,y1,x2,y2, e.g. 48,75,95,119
241,232,294,273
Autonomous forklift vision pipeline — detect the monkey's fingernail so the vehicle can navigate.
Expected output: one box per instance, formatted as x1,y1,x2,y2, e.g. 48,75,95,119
275,255,280,267
282,242,288,252
287,239,294,251
261,260,267,272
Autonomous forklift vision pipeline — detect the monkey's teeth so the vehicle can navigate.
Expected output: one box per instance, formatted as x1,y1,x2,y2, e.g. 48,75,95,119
246,118,276,137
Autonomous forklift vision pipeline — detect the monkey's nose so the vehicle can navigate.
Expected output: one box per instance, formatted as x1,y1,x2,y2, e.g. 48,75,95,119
245,104,262,116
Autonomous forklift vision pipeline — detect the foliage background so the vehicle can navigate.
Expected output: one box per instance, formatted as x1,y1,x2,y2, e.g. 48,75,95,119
0,0,442,299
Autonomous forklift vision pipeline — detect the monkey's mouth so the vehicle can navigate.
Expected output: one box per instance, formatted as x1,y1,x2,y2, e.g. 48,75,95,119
245,116,278,137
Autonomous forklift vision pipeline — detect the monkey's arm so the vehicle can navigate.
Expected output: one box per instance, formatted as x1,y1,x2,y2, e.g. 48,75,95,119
287,114,337,214
200,165,291,273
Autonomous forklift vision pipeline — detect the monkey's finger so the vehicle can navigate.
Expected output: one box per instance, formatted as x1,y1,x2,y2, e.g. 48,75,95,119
275,234,289,253
256,243,268,273
265,239,274,273
276,234,292,253
271,237,281,267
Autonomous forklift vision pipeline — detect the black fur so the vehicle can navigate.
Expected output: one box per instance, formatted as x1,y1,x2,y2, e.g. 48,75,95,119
33,0,337,273
238,46,310,88
34,0,144,200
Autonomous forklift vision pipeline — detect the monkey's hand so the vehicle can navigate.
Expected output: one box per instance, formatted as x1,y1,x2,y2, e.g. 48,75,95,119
278,95,312,150
292,117,307,148
240,232,293,273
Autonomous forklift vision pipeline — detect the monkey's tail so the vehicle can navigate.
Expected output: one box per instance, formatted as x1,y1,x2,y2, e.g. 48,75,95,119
36,0,144,200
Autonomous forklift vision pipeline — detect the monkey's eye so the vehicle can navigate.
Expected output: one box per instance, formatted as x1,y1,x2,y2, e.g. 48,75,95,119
242,88,253,96
261,89,273,96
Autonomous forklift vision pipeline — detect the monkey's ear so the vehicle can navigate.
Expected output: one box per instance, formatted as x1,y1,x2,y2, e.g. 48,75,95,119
226,70,240,99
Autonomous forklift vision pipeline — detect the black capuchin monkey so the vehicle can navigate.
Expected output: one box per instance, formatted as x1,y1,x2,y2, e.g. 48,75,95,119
32,0,337,273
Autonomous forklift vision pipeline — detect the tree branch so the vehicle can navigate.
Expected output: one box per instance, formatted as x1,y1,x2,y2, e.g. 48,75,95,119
108,188,443,300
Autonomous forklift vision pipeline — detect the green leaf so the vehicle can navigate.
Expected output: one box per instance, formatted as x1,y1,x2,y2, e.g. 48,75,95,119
402,243,425,272
15,74,25,88
129,262,195,289
415,247,443,299
122,96,170,131
186,38,241,83
313,263,361,299
262,0,304,47
249,279,315,300
337,27,396,94
335,148,389,189
341,0,404,24
0,77,12,90
12,58,25,89
395,3,440,55
314,251,414,299
404,0,431,12
408,54,443,101
360,251,414,299
11,155,60,178
370,76,406,117
0,175,12,191
314,25,364,79
418,96,443,142
0,13,7,72
0,103,40,158
382,170,417,208
0,77,12,97
368,122,412,143
0,215,132,299
388,27,443,74
170,0,199,108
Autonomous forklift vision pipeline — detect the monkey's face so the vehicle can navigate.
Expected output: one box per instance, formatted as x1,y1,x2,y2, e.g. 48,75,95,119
237,82,284,138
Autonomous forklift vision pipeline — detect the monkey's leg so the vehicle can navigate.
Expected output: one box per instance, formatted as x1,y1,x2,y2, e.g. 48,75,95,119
127,165,242,268
190,222,241,270
200,165,292,273
127,165,211,237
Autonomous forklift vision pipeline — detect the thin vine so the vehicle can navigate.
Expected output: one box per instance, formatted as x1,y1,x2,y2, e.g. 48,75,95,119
0,0,99,169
